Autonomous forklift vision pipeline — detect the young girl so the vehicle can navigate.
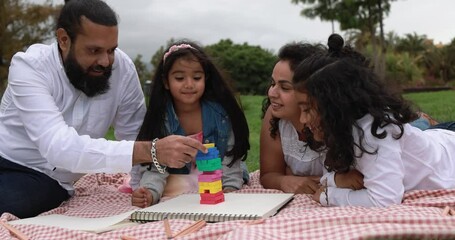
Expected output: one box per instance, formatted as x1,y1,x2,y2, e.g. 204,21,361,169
292,35,455,208
131,40,250,207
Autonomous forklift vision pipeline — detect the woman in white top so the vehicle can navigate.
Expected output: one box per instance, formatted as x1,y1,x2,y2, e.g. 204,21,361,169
293,34,455,207
260,42,363,194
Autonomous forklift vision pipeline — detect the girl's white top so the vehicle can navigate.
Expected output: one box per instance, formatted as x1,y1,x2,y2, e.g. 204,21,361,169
321,114,455,207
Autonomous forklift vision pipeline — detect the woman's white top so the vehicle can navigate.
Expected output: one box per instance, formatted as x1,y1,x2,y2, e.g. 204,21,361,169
279,119,324,176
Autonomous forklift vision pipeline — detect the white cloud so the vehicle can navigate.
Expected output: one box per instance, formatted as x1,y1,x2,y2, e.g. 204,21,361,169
109,0,336,60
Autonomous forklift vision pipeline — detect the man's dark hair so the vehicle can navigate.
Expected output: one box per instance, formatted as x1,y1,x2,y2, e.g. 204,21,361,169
57,0,118,41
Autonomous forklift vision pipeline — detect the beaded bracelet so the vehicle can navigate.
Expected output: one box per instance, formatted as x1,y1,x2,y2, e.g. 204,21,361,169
151,138,166,174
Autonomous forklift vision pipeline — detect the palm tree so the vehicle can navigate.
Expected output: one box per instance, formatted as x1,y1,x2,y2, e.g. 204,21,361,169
384,31,400,52
395,32,427,57
421,40,455,83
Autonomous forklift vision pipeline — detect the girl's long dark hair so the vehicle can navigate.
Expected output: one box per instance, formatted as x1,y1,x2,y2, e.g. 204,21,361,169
293,34,418,172
137,40,249,166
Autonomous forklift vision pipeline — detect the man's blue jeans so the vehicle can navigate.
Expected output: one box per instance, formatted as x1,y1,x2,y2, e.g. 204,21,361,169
0,156,70,218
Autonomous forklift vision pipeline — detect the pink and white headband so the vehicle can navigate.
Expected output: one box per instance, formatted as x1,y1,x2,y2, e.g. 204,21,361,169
163,44,196,63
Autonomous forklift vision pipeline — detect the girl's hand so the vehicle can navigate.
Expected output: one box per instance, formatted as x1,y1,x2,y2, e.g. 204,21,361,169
131,187,153,208
312,185,325,203
335,169,364,190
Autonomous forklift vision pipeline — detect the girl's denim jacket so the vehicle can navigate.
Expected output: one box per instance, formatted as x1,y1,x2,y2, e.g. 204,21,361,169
138,100,247,204
166,100,230,163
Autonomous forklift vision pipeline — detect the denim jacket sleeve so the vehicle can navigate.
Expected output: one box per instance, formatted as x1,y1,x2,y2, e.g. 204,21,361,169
221,129,243,190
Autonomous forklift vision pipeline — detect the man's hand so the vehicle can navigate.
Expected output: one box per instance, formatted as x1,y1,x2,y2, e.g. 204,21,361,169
280,175,321,194
131,187,153,208
156,135,207,168
335,169,364,190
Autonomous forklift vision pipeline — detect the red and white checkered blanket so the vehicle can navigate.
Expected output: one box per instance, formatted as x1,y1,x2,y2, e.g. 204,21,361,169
2,170,455,240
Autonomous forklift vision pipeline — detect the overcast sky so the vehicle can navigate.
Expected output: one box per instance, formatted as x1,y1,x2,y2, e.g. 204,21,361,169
41,0,455,61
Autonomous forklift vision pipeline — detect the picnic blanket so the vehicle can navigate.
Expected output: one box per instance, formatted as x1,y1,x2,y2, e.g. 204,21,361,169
2,170,455,239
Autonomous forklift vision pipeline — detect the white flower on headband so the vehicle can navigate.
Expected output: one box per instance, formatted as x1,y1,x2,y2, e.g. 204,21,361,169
163,44,196,62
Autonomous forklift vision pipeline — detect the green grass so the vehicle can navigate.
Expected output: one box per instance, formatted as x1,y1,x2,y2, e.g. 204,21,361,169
106,90,454,172
403,90,455,122
240,95,265,173
105,128,115,140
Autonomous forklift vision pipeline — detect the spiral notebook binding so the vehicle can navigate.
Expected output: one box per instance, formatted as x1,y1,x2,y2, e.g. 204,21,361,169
130,211,260,223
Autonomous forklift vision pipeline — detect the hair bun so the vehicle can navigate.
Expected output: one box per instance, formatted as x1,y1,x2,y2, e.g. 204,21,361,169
328,33,344,53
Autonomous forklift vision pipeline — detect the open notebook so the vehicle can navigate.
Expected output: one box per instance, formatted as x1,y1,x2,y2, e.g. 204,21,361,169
9,193,293,232
131,193,294,223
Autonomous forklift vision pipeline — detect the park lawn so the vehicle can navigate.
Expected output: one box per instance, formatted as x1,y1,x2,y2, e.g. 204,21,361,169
106,90,454,172
403,90,455,122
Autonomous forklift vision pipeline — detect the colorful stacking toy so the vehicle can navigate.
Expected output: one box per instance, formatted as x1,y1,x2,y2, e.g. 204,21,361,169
196,143,225,204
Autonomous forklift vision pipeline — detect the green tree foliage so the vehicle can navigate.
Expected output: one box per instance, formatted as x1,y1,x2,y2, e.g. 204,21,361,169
291,0,392,35
205,39,277,95
395,32,427,57
422,39,455,83
443,40,455,82
355,40,422,87
0,0,61,93
150,38,175,76
387,52,422,85
384,31,400,51
132,54,151,85
151,38,276,95
291,0,395,81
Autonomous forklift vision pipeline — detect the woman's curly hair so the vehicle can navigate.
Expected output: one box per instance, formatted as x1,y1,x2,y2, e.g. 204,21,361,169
261,42,325,138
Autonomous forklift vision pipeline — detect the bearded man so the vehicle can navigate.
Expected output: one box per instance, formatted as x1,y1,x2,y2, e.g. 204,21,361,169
0,0,205,218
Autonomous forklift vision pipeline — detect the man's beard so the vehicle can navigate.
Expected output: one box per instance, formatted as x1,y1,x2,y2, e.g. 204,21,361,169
64,49,112,97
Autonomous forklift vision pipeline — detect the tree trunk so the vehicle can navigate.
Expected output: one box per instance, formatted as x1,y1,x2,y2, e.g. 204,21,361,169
376,0,386,82
367,2,380,79
440,62,450,82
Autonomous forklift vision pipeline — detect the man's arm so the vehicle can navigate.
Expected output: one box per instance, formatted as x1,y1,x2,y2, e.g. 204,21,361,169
132,136,206,167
